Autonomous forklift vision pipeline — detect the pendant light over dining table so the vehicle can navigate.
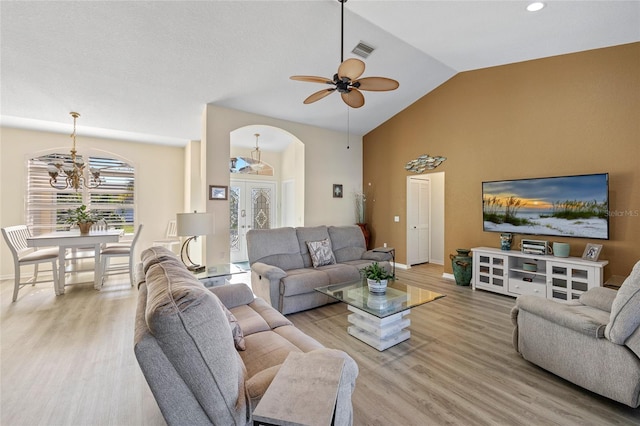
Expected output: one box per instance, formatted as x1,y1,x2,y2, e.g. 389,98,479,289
47,112,102,191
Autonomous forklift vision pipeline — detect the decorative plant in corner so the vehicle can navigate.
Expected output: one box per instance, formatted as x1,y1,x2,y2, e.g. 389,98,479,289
361,262,393,294
65,204,99,234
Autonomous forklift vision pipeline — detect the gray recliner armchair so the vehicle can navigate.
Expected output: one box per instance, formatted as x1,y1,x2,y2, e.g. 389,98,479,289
511,260,640,408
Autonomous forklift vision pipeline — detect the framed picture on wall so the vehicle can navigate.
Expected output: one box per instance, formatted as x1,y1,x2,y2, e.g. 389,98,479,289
209,185,228,200
333,184,343,198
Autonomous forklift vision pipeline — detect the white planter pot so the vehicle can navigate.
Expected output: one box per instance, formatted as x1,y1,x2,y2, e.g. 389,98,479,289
367,278,388,294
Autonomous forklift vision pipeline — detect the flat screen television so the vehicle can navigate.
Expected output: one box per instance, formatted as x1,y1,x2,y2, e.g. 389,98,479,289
482,173,609,240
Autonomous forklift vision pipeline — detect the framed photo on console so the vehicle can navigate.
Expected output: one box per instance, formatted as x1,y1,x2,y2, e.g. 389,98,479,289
582,243,603,261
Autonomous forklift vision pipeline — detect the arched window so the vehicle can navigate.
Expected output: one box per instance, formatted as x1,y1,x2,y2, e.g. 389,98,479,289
26,152,135,235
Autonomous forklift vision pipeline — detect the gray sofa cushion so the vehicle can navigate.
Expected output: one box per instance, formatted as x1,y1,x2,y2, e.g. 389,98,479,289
281,268,331,297
515,295,609,338
579,286,617,313
247,227,304,271
144,257,248,425
605,260,640,344
329,226,366,262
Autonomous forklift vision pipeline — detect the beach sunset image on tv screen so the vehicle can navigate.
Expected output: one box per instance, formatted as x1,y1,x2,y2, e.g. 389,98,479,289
482,173,609,239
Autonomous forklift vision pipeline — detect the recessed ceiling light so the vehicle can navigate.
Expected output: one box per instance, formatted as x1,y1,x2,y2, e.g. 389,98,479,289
527,2,545,12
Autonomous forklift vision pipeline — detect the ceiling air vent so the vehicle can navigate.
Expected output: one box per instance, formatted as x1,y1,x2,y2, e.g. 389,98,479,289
351,41,375,59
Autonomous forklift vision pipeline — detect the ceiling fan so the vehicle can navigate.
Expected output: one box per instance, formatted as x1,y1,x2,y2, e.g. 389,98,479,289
290,0,399,109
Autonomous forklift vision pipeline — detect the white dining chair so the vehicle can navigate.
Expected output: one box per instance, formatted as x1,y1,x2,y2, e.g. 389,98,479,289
2,225,59,302
100,224,143,286
152,220,180,253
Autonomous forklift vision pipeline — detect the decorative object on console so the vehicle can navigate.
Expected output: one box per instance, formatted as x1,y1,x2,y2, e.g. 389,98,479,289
450,249,473,286
176,211,214,273
290,0,399,109
522,262,537,272
582,243,603,261
520,238,549,255
65,204,99,234
552,242,571,258
209,185,227,200
361,262,392,294
47,112,102,191
405,154,446,173
500,233,513,250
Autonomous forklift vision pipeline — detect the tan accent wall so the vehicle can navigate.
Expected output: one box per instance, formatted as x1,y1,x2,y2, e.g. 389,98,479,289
364,42,640,278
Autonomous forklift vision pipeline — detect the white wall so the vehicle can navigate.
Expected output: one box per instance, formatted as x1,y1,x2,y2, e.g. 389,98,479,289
203,105,363,265
0,126,185,278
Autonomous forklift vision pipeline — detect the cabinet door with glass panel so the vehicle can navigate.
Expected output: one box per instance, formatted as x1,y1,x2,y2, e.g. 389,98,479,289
473,252,509,295
547,262,598,302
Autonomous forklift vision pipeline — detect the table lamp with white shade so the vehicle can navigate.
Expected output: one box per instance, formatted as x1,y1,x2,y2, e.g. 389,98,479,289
176,211,214,273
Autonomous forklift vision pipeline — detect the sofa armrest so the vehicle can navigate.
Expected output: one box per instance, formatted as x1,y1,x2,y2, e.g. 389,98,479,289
579,286,617,313
251,262,287,311
362,250,392,262
516,295,607,339
208,283,255,309
251,262,287,280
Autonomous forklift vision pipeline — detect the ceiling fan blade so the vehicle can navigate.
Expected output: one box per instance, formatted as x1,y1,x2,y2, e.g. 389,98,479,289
290,75,334,84
354,77,400,92
304,88,336,104
341,89,365,108
338,58,365,81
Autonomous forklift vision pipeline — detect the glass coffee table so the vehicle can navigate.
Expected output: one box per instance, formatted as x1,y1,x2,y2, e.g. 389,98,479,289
315,279,444,351
193,263,246,287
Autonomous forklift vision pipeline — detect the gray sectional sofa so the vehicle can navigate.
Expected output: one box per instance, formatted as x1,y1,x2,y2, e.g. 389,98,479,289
511,260,640,407
247,225,392,314
134,246,359,425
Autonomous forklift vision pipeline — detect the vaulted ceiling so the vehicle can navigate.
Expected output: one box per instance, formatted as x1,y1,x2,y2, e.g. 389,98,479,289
1,1,638,148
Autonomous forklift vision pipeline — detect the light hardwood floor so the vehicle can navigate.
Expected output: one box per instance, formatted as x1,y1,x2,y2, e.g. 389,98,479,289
1,264,638,425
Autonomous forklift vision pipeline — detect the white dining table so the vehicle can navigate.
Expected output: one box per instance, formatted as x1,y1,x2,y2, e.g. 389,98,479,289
26,229,123,294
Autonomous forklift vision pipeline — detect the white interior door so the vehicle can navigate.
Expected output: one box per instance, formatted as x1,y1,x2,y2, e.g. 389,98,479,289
230,180,277,263
407,177,430,265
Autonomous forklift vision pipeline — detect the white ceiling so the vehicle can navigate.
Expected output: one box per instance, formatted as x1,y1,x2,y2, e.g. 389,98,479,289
1,1,638,150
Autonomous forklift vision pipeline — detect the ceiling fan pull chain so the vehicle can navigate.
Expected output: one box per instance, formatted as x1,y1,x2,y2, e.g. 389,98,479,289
346,104,350,149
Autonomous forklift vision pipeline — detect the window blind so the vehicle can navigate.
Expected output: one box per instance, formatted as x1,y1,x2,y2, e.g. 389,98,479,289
27,154,135,235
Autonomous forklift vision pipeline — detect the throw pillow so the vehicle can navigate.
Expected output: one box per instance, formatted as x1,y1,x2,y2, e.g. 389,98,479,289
306,238,336,268
220,301,246,351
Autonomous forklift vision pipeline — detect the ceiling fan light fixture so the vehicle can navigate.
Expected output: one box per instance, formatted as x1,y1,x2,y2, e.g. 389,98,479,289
289,0,398,108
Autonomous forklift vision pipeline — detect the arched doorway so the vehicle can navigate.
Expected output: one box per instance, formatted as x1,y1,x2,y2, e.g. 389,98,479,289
229,125,304,262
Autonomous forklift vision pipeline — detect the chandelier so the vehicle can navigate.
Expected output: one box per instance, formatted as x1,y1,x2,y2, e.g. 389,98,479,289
47,112,102,191
251,133,261,162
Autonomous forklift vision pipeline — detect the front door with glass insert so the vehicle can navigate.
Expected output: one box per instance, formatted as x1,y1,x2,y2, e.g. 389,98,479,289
230,180,276,263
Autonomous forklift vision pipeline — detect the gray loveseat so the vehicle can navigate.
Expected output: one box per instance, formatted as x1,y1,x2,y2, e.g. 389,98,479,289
134,246,359,425
511,260,640,408
247,225,392,314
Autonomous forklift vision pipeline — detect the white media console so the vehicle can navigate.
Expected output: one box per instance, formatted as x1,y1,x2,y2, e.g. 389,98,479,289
471,246,608,302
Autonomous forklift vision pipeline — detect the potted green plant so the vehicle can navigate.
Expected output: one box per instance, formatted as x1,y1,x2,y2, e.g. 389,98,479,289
361,262,393,294
65,204,99,234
